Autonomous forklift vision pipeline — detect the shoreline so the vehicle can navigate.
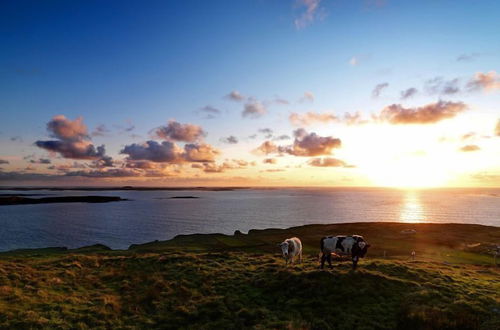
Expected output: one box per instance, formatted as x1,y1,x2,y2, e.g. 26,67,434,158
2,222,499,263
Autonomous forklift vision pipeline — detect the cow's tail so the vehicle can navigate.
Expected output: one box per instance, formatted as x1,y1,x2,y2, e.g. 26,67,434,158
318,237,325,262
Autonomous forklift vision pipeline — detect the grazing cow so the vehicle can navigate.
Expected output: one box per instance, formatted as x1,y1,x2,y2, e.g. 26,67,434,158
278,237,302,266
320,235,370,269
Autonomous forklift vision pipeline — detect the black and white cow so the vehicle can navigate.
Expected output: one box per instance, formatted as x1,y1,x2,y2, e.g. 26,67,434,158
320,235,370,269
279,237,303,266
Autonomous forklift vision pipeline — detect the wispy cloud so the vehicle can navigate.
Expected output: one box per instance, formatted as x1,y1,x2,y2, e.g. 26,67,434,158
372,82,389,98
400,87,418,100
242,100,267,118
294,0,324,30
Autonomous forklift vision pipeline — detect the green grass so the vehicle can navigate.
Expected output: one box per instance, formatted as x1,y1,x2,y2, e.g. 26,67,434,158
0,222,498,329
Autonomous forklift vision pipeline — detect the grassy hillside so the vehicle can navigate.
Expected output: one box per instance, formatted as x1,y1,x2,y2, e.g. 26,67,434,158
0,222,498,329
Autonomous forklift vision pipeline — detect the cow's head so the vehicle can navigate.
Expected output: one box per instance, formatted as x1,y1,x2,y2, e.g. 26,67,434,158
279,241,290,257
355,240,371,258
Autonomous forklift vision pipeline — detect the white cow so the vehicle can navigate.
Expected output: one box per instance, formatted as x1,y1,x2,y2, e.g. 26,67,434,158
279,237,303,266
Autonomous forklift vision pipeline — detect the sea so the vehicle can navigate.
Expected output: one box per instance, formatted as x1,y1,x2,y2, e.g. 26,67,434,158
0,187,498,251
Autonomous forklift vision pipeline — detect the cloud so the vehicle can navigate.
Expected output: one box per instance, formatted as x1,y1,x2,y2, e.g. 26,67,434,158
254,141,279,155
258,128,273,138
199,105,221,119
466,71,500,92
273,134,291,141
121,140,184,163
424,77,461,95
349,57,359,66
273,97,290,105
299,91,315,103
289,112,338,126
289,111,368,126
35,116,112,164
0,159,9,164
195,159,250,173
400,87,418,100
308,157,352,167
459,144,480,152
183,143,220,162
242,101,267,118
496,119,500,136
64,168,142,178
256,129,341,157
155,120,206,142
92,124,111,137
10,136,23,142
456,53,480,62
294,0,323,29
286,129,342,156
220,135,238,144
379,101,467,124
29,158,51,164
372,82,389,98
263,158,277,164
225,90,245,102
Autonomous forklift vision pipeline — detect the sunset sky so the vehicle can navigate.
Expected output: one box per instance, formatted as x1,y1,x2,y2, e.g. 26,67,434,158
1,0,499,187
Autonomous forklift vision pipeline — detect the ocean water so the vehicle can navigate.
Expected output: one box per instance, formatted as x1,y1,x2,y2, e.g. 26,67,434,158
0,187,498,251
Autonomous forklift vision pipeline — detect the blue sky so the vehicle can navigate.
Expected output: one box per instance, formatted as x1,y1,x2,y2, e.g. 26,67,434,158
1,0,499,186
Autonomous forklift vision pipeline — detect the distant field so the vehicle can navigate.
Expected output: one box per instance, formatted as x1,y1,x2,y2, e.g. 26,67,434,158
0,222,498,329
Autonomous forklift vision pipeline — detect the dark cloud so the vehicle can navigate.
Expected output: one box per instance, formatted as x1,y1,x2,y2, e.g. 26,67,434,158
92,124,111,137
459,144,480,152
372,82,389,98
400,87,418,100
425,77,461,95
225,90,245,101
155,120,206,142
379,101,467,124
121,141,183,163
258,128,273,138
467,71,500,92
35,115,113,165
255,129,341,157
308,157,352,167
273,134,291,141
29,158,52,164
220,136,238,144
242,101,267,118
199,106,221,119
0,159,9,164
121,140,219,164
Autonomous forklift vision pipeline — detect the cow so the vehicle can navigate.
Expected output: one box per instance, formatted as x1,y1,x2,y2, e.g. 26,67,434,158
319,235,370,270
278,237,303,266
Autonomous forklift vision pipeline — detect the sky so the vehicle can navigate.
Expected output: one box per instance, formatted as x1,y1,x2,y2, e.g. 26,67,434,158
0,0,499,187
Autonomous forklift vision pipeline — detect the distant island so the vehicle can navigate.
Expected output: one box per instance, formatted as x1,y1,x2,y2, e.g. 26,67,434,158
0,195,127,206
0,186,247,191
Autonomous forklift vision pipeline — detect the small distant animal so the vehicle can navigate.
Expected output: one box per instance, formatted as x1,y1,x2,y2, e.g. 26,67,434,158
320,235,370,270
278,237,302,266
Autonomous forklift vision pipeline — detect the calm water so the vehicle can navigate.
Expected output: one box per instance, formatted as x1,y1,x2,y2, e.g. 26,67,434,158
0,188,498,251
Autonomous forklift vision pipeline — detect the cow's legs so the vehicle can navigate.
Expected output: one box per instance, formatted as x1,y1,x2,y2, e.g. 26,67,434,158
320,253,326,269
352,256,359,270
299,251,302,264
327,254,332,268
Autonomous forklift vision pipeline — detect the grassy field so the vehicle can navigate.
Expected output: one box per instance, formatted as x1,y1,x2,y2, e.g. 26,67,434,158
0,222,498,329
